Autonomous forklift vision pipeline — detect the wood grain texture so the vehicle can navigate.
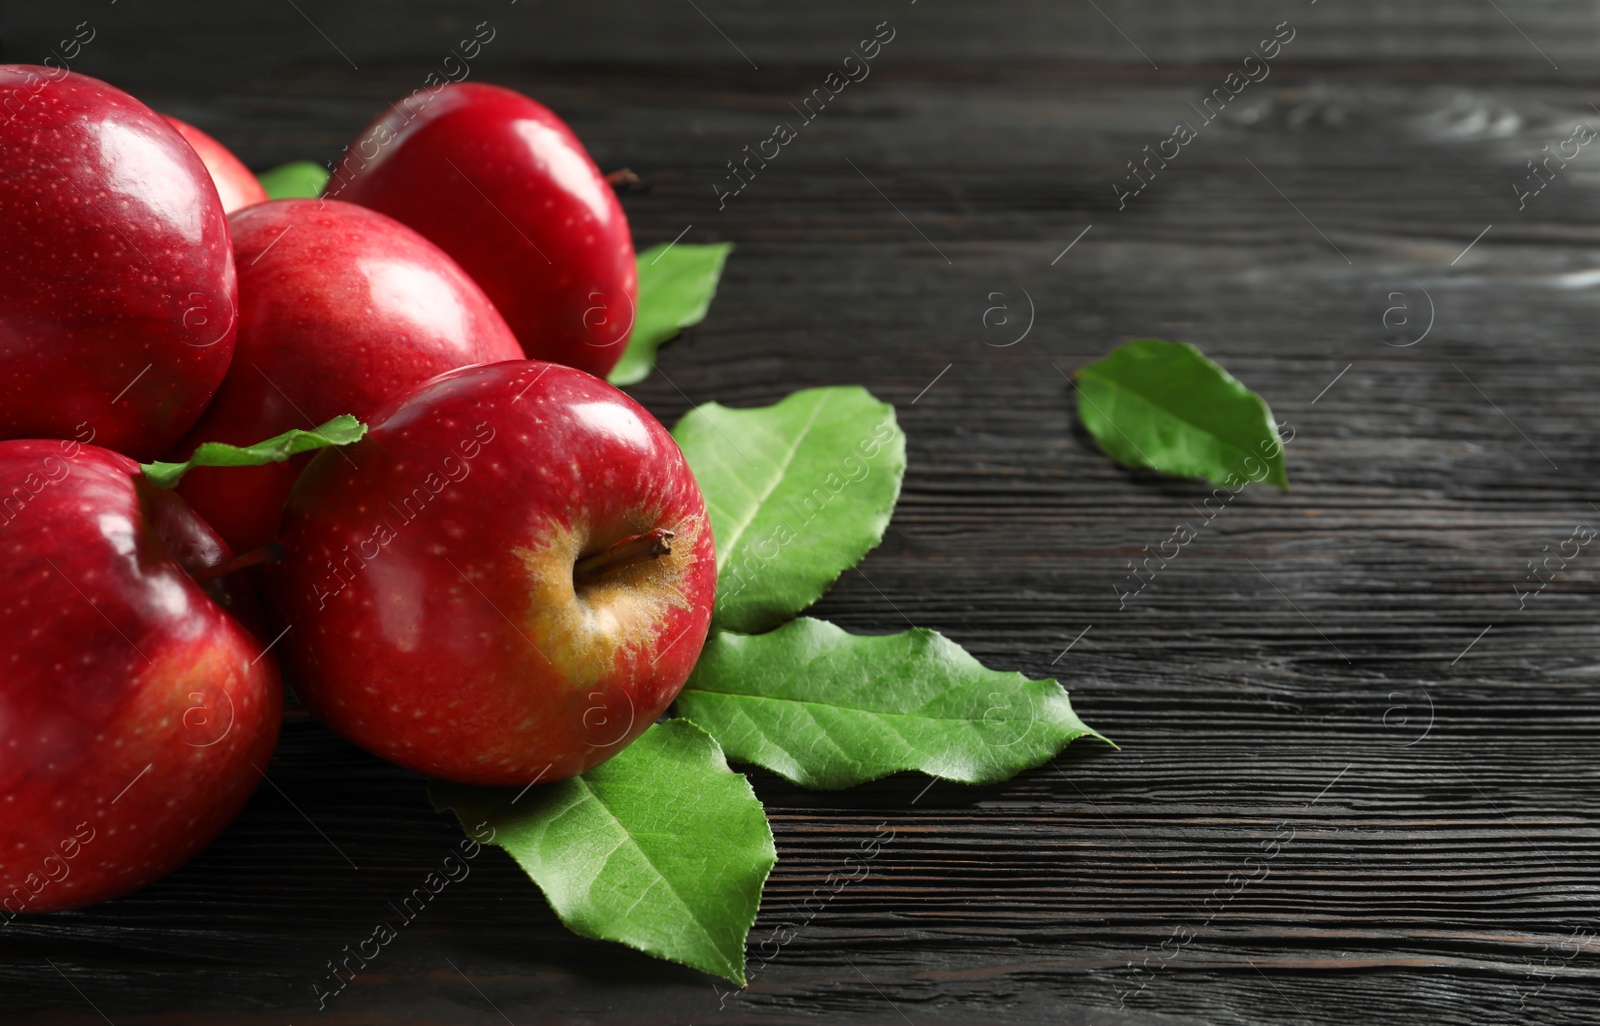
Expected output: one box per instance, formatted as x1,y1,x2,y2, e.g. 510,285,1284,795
6,1,1600,1023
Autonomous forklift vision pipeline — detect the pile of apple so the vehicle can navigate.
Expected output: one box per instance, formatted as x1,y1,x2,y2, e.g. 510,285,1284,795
0,68,716,915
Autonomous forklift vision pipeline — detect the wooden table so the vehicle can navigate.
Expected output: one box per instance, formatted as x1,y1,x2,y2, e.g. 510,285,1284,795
7,1,1598,1022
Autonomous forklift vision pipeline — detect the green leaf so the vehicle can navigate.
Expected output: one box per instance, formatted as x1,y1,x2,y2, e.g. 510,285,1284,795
429,721,775,985
257,160,330,200
671,387,906,633
609,242,733,386
677,618,1109,789
1074,339,1288,490
141,415,366,488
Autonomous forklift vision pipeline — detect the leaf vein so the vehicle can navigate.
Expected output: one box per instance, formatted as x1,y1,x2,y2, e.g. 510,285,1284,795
712,392,832,566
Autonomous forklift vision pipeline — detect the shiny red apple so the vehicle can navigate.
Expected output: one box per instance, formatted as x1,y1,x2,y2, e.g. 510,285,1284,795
164,115,268,213
0,440,280,914
170,198,522,554
0,67,237,460
332,84,636,378
265,361,715,785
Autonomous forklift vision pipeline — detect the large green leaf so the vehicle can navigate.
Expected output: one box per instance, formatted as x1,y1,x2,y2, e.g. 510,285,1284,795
429,721,775,985
609,242,733,386
676,618,1109,789
672,387,905,633
256,160,330,200
141,415,365,488
1074,339,1288,490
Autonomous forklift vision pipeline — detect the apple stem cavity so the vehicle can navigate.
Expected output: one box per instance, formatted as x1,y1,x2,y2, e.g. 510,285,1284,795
574,528,674,583
192,542,284,583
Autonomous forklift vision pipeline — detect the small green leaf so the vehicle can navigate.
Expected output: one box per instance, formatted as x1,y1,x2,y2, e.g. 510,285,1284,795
257,161,330,200
1075,339,1288,490
672,387,905,633
677,618,1109,789
429,721,775,985
141,415,366,488
609,242,733,386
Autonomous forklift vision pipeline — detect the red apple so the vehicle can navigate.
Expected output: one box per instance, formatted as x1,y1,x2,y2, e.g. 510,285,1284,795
331,84,637,378
170,199,523,554
265,361,715,785
164,115,268,213
0,440,280,914
0,67,237,460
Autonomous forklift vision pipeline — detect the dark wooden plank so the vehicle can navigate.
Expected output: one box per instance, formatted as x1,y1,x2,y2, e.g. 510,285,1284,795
7,0,1600,1023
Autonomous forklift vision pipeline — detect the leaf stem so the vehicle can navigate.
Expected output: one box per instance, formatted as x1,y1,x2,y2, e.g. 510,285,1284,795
192,542,283,583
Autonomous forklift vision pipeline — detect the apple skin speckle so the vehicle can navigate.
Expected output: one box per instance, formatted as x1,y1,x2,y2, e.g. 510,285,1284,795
0,68,237,460
0,441,281,913
167,199,520,554
162,116,267,214
335,83,637,378
266,361,716,786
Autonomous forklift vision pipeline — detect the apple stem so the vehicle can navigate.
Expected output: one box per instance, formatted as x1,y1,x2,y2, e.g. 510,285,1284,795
604,168,640,189
192,542,283,583
574,529,674,582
